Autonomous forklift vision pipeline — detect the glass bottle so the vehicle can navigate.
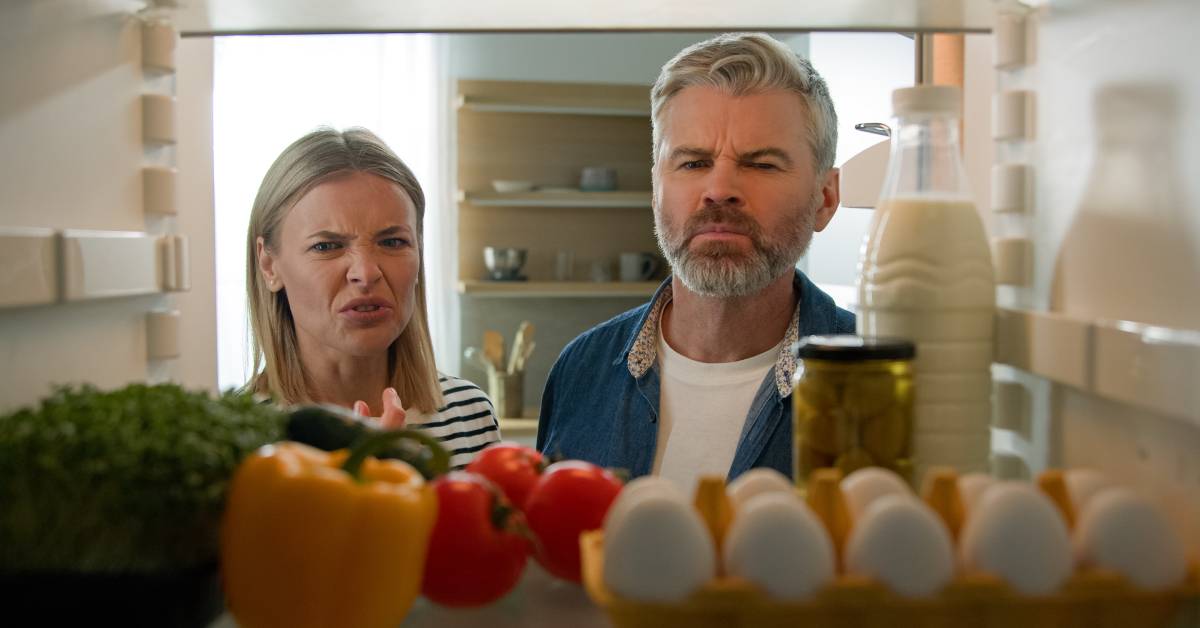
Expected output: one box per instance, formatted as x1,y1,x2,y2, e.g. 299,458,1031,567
856,85,995,480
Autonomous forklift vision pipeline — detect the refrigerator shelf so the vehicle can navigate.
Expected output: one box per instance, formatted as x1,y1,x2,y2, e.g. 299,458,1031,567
995,307,1200,428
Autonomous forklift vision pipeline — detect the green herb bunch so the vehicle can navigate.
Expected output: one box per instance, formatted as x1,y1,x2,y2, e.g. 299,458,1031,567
0,383,285,573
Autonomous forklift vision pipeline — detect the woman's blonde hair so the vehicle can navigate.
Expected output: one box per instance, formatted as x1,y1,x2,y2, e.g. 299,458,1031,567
246,127,443,413
651,32,838,173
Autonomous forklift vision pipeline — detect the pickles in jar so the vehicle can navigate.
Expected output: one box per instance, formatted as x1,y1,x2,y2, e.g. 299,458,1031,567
862,405,909,463
792,336,915,487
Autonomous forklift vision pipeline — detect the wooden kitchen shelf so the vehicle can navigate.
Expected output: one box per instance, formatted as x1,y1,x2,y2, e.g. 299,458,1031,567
461,190,651,208
456,92,648,117
459,280,658,298
457,94,649,117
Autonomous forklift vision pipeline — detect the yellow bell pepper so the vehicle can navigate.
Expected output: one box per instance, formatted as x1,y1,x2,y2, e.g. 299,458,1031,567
220,430,446,628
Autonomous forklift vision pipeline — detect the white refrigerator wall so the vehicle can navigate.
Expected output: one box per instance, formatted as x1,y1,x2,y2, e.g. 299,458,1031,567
0,1,217,412
1029,0,1200,560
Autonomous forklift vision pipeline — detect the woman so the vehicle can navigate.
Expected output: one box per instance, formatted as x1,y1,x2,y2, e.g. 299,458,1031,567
246,127,499,468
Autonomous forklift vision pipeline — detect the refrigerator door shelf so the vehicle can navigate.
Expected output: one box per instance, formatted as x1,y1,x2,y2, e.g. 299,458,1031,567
62,230,161,301
995,307,1200,426
0,227,58,309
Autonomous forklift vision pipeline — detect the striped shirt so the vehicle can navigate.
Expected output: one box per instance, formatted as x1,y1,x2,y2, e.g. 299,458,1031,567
406,373,501,469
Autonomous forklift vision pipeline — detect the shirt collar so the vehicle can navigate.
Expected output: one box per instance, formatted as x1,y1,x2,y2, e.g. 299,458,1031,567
625,278,801,398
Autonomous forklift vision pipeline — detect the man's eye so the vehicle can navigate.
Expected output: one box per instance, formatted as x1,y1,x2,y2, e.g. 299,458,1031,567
750,162,779,171
380,237,410,248
310,241,340,252
681,160,708,170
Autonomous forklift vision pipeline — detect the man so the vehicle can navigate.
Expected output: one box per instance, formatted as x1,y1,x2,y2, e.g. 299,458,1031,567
537,33,854,488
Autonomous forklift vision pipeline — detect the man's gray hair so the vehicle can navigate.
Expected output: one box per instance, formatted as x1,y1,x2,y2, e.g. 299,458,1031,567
650,32,838,173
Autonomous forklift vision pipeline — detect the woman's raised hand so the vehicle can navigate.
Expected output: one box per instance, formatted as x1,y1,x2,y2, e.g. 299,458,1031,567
353,387,407,429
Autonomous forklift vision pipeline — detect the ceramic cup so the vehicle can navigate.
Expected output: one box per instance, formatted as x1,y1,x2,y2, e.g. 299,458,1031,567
580,166,617,191
554,250,575,281
619,252,660,282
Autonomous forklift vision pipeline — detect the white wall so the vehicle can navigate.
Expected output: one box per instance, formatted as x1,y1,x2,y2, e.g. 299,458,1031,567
801,32,914,292
0,1,218,412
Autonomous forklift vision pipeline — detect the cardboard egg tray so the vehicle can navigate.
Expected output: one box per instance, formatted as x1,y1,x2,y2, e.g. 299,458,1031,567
579,469,1200,628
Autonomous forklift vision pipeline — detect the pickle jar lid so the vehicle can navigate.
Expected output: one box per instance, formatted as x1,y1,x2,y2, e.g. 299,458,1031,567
793,335,916,361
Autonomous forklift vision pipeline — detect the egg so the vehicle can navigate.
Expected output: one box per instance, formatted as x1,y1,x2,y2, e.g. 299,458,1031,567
723,492,835,600
1074,488,1187,590
957,472,994,516
727,467,794,508
1064,468,1113,516
959,482,1073,595
603,475,683,535
841,467,914,521
603,490,716,602
844,494,955,598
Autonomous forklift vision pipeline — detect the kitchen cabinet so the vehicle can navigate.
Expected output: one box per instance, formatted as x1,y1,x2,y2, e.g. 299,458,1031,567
456,79,661,291
456,79,664,418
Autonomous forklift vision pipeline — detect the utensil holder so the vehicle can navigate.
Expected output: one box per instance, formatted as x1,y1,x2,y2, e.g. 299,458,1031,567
487,369,524,419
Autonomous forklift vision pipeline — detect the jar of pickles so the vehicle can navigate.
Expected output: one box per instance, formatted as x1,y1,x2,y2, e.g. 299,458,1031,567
792,335,916,487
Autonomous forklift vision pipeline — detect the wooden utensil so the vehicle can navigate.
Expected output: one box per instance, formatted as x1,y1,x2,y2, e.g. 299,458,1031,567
516,341,536,373
483,330,505,371
507,321,534,374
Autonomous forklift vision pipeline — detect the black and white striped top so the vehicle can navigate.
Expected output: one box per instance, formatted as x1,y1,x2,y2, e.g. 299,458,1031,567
407,373,501,469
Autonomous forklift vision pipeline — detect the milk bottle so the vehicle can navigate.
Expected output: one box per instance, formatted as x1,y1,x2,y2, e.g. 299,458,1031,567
856,85,995,479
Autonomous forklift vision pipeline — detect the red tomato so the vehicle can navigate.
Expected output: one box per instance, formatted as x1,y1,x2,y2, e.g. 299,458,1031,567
523,460,624,582
421,472,530,607
465,442,546,511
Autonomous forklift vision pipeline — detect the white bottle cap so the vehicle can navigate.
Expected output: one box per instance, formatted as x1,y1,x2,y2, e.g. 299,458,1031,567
893,85,962,117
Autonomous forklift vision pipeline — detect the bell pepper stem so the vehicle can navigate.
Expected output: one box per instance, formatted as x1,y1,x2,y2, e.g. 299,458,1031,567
341,429,450,482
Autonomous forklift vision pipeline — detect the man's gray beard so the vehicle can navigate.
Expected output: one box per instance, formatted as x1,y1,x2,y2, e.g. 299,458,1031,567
655,192,819,298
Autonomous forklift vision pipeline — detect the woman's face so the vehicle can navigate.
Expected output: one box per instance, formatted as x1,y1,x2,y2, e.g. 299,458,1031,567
258,171,420,362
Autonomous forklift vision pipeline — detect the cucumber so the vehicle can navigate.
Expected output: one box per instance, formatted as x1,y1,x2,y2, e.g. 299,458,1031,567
285,405,450,479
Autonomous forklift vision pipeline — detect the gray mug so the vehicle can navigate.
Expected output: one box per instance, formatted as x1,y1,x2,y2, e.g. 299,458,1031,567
619,252,660,282
580,166,617,191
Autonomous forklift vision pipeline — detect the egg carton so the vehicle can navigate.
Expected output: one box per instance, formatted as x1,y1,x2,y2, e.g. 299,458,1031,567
579,469,1200,628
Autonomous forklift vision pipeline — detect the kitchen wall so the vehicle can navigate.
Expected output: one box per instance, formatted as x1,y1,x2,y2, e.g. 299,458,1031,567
801,32,915,290
0,1,217,413
448,32,809,413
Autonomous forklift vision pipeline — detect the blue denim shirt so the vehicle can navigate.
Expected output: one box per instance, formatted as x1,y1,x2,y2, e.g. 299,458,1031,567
537,269,855,481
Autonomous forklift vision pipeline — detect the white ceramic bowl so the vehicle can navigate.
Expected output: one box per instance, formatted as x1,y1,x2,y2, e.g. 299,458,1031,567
491,179,535,193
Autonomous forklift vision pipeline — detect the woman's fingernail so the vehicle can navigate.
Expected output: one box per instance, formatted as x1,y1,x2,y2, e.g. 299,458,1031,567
388,387,402,404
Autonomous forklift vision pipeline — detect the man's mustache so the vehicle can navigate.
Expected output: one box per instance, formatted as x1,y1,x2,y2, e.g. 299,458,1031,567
682,203,763,247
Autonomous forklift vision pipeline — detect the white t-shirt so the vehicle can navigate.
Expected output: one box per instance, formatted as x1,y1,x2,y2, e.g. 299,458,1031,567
652,329,780,492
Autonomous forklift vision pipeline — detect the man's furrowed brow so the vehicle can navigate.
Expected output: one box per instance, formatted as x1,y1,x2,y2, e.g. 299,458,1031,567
739,147,794,167
667,146,712,162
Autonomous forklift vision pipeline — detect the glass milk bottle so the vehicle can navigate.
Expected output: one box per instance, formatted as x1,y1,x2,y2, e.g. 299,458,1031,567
856,85,995,480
